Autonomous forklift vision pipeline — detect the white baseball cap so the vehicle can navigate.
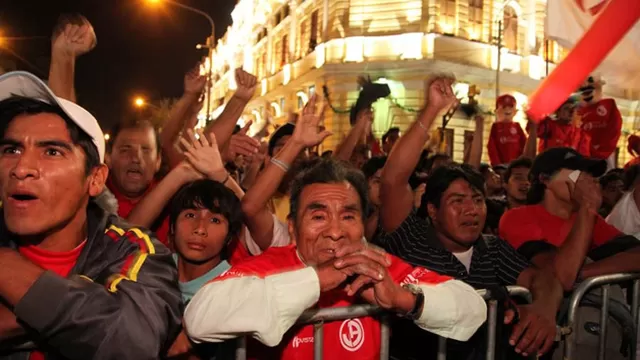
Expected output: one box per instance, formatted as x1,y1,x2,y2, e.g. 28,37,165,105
0,71,105,163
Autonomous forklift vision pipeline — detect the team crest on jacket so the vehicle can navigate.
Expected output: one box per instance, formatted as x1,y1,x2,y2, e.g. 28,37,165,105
597,105,607,117
510,127,517,135
339,318,365,351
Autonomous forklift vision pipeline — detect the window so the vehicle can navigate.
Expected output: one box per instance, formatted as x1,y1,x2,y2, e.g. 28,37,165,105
437,128,455,157
439,0,456,33
299,20,307,57
310,10,319,49
298,95,305,110
309,85,316,96
280,98,286,114
503,6,518,52
281,35,289,66
468,0,483,39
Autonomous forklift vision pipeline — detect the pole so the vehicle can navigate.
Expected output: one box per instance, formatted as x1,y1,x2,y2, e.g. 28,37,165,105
545,38,550,77
495,20,503,97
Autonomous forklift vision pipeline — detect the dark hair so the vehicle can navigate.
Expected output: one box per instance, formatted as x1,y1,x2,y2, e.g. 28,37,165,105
424,164,485,209
493,164,508,172
268,123,295,156
479,163,491,177
169,179,243,258
361,156,387,180
625,164,640,190
381,127,400,144
0,96,100,175
321,150,333,158
505,157,533,183
424,153,451,173
289,158,369,222
599,170,624,188
107,120,161,155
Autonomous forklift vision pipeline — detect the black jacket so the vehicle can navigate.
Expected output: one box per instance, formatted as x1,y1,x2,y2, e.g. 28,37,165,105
0,202,182,360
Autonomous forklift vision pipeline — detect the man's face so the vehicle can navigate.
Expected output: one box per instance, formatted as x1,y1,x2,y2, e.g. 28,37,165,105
545,168,596,205
383,131,400,154
506,167,531,203
428,179,486,247
496,105,515,121
557,104,575,123
0,113,105,236
291,182,364,266
173,207,229,263
107,126,160,198
602,179,624,207
368,169,382,207
484,168,502,194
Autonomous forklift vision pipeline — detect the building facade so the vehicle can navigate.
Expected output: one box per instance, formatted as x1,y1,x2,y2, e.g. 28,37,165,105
205,0,640,165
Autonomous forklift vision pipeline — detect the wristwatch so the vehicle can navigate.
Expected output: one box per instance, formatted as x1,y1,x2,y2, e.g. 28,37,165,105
401,284,425,320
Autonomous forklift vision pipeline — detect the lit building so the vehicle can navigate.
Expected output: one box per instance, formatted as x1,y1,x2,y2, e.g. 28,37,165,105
205,0,640,165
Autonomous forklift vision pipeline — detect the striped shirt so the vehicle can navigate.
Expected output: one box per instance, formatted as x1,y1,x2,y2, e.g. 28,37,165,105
378,212,530,289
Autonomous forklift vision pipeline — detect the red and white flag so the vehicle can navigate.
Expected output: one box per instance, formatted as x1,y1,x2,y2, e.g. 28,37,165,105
546,0,640,90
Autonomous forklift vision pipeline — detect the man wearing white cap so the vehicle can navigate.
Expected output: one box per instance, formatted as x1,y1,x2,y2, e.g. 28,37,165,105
0,71,181,359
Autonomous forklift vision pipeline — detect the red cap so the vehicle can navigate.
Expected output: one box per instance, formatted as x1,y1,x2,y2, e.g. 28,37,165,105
496,94,517,109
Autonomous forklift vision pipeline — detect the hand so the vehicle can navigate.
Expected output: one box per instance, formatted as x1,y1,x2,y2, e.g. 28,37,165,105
233,68,258,102
571,172,602,211
291,94,333,148
180,129,226,181
52,15,97,58
167,329,193,358
314,242,389,292
184,64,207,95
221,121,261,163
425,74,457,114
505,305,557,357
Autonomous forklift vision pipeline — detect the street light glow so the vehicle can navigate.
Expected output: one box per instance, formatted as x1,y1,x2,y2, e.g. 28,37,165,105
104,134,111,141
134,97,146,107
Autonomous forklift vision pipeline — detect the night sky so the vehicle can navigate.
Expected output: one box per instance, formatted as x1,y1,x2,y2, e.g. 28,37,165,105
1,0,236,128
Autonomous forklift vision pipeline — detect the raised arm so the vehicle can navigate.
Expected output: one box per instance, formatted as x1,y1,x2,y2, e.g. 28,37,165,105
204,69,257,148
241,95,331,250
333,109,372,162
160,65,206,169
522,120,537,159
380,75,456,232
465,115,485,169
48,15,96,102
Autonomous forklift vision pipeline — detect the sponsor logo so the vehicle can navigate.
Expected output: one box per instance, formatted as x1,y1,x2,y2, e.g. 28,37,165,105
339,319,365,351
510,127,517,135
292,336,314,348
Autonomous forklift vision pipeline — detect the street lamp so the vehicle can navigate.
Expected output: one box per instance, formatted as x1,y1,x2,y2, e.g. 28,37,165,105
134,97,146,108
144,0,215,122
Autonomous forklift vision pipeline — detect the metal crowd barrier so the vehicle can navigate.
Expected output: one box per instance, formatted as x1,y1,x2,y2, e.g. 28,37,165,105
234,286,531,360
561,273,640,360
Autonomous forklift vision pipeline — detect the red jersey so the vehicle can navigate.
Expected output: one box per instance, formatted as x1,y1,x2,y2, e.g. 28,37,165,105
19,241,86,360
576,98,622,159
499,204,621,250
625,157,640,171
537,117,591,156
487,122,526,166
214,245,452,360
107,177,170,247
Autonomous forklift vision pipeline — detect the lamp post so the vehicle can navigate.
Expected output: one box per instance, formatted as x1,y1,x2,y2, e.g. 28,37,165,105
146,0,215,121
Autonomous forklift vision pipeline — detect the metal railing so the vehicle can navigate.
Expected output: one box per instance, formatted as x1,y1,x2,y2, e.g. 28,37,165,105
561,273,640,360
234,286,531,360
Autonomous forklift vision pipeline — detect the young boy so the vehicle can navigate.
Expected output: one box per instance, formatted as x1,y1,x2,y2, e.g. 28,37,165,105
169,179,243,304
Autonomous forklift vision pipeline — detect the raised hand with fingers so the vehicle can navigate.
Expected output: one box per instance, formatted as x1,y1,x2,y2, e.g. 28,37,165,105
291,95,333,148
221,121,261,163
424,74,457,114
179,129,227,182
571,172,602,211
184,63,207,96
234,68,258,102
52,14,97,58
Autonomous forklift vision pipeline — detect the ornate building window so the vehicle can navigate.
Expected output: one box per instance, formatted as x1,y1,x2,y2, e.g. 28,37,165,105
468,0,483,39
440,0,457,34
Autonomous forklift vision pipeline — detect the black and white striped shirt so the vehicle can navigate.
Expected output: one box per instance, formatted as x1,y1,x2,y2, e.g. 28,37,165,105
379,212,530,289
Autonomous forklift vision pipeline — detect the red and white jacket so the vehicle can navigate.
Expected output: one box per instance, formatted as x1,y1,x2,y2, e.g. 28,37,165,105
184,245,486,360
576,98,622,160
487,122,527,166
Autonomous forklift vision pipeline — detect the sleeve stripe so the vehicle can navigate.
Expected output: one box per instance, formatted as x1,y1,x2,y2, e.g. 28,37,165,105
103,225,156,292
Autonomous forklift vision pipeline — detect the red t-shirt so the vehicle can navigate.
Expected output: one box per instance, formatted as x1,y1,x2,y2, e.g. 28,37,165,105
576,98,622,159
487,122,527,166
107,177,170,247
537,117,591,156
214,245,452,360
19,241,86,360
498,204,621,251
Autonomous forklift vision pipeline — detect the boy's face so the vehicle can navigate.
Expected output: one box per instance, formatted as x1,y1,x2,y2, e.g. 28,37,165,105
173,207,229,263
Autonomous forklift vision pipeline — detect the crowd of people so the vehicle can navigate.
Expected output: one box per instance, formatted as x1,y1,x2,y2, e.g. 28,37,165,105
0,15,639,360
